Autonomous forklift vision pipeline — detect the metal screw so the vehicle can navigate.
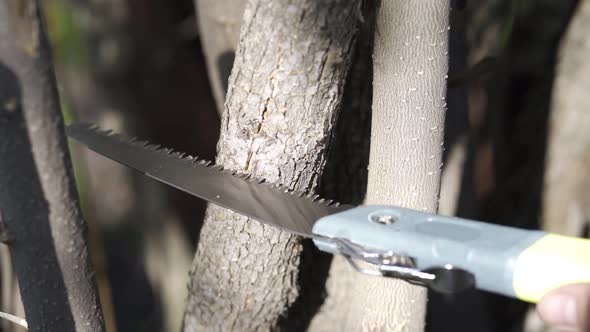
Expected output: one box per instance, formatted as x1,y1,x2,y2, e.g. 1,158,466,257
370,213,395,225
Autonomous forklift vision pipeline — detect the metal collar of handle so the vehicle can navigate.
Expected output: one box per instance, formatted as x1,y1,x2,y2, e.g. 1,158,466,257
333,238,475,294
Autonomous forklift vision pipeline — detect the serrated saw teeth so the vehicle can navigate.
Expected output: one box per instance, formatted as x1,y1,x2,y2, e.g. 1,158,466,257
66,123,351,236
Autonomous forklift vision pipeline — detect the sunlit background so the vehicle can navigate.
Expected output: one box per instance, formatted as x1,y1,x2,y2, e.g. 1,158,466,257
1,0,581,331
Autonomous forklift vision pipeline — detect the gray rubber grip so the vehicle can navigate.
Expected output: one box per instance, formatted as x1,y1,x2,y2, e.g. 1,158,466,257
312,206,545,298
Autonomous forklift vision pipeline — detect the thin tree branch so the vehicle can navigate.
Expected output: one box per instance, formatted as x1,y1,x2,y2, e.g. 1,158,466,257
0,311,28,329
0,1,105,331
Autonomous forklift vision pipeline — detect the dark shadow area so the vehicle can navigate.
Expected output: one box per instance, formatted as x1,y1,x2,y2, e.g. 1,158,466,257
428,290,495,332
122,0,220,244
277,241,333,331
217,50,236,96
102,225,163,332
77,1,221,329
477,3,577,329
428,1,579,331
0,63,76,330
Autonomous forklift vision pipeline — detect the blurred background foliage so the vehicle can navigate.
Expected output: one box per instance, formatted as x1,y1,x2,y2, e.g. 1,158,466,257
45,0,89,69
6,0,581,331
42,0,219,331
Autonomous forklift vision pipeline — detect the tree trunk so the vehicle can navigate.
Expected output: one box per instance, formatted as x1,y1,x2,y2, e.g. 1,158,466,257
542,0,590,237
182,0,361,330
0,1,104,331
311,1,450,331
195,0,246,113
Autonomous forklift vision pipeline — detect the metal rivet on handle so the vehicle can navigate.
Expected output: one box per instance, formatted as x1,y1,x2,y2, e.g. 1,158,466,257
370,212,396,225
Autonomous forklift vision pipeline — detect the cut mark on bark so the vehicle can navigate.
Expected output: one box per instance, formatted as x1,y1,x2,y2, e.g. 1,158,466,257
245,101,270,171
318,41,335,82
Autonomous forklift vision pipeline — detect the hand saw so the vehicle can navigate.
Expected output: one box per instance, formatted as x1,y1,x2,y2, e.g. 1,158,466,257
67,123,590,303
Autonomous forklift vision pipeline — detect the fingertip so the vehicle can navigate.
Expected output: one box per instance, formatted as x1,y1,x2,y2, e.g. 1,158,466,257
537,284,590,331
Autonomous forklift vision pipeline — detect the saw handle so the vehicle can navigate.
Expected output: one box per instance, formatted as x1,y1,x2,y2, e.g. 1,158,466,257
510,233,590,302
311,205,590,302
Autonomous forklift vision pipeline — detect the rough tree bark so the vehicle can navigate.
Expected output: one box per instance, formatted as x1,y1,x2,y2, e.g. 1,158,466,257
542,0,590,237
195,0,246,113
311,1,450,331
0,1,104,331
182,0,361,330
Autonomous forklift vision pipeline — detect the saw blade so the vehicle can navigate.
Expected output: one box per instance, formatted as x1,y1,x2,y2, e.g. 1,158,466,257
66,123,350,236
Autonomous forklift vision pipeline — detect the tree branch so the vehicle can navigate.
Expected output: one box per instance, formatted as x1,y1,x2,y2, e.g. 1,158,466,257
311,1,450,330
0,1,105,331
182,0,361,330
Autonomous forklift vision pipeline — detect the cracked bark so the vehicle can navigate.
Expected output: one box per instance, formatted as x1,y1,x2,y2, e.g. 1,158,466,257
182,0,361,330
0,1,104,331
310,1,450,331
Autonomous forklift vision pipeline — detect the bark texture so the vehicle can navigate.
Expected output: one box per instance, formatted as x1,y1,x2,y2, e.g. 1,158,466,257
311,1,450,331
542,0,590,237
0,1,104,331
182,0,360,330
195,0,246,113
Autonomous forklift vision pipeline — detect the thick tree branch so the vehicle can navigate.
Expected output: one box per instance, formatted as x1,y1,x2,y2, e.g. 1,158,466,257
182,0,361,330
0,1,104,331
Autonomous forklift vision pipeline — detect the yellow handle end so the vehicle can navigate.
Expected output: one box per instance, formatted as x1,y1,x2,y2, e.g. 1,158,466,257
513,234,590,302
